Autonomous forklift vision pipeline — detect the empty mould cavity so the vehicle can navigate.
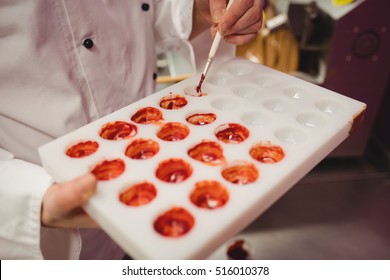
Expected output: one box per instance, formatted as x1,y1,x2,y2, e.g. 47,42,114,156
66,141,99,158
233,85,262,99
99,121,137,140
157,122,190,141
283,86,310,100
186,112,217,126
240,111,271,126
315,100,344,114
249,141,285,163
211,97,240,111
263,98,291,113
274,127,307,145
125,138,159,159
227,63,252,76
296,112,326,128
130,107,163,124
221,161,259,185
155,158,193,183
254,74,279,88
184,85,208,97
119,181,157,207
91,158,125,180
159,93,188,110
207,73,232,86
153,207,195,237
190,180,229,209
187,140,225,166
215,123,250,144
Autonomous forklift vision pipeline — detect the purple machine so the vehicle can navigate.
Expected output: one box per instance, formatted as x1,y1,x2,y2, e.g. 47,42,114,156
285,0,389,157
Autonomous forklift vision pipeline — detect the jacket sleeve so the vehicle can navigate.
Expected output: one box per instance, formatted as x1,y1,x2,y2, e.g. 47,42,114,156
153,0,196,66
0,149,80,260
153,0,235,73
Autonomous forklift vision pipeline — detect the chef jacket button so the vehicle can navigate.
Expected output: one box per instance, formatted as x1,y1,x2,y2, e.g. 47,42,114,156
153,72,157,80
141,3,150,11
83,38,94,49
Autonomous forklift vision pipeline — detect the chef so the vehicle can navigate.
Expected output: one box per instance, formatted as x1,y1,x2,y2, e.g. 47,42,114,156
0,0,263,259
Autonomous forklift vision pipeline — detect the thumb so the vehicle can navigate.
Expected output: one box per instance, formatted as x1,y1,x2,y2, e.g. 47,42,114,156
42,173,98,228
210,0,227,23
55,173,97,212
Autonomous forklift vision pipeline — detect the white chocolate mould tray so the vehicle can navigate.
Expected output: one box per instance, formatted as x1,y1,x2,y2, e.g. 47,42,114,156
39,57,366,259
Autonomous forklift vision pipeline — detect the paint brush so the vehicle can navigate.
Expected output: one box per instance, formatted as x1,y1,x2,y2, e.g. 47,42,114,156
196,0,235,93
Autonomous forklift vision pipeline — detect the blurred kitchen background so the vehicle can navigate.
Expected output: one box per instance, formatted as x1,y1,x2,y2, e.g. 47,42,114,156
157,0,390,259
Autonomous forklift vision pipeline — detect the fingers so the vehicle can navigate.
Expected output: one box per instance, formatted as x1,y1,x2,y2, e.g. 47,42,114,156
41,173,98,228
211,19,262,41
218,0,253,34
216,0,263,45
209,0,228,23
224,32,258,45
55,173,96,211
224,3,263,36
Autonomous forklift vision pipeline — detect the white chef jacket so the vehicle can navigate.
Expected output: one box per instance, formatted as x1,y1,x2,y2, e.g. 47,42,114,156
0,0,234,260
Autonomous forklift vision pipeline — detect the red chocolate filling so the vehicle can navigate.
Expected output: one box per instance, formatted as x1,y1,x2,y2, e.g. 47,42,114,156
215,123,249,144
130,107,163,124
119,181,157,206
99,121,137,140
155,158,192,183
157,122,189,141
221,162,259,185
91,158,125,180
66,141,99,158
186,113,217,125
159,94,187,110
187,140,225,166
190,180,229,209
153,207,195,237
249,142,285,163
125,138,160,160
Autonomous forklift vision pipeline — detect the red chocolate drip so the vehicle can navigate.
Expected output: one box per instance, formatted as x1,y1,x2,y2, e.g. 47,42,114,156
227,240,251,260
350,106,366,135
66,141,99,158
119,181,157,206
196,74,205,93
153,207,195,237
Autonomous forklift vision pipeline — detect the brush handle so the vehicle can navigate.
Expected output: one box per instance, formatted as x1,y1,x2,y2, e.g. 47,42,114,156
207,32,222,60
202,0,235,76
